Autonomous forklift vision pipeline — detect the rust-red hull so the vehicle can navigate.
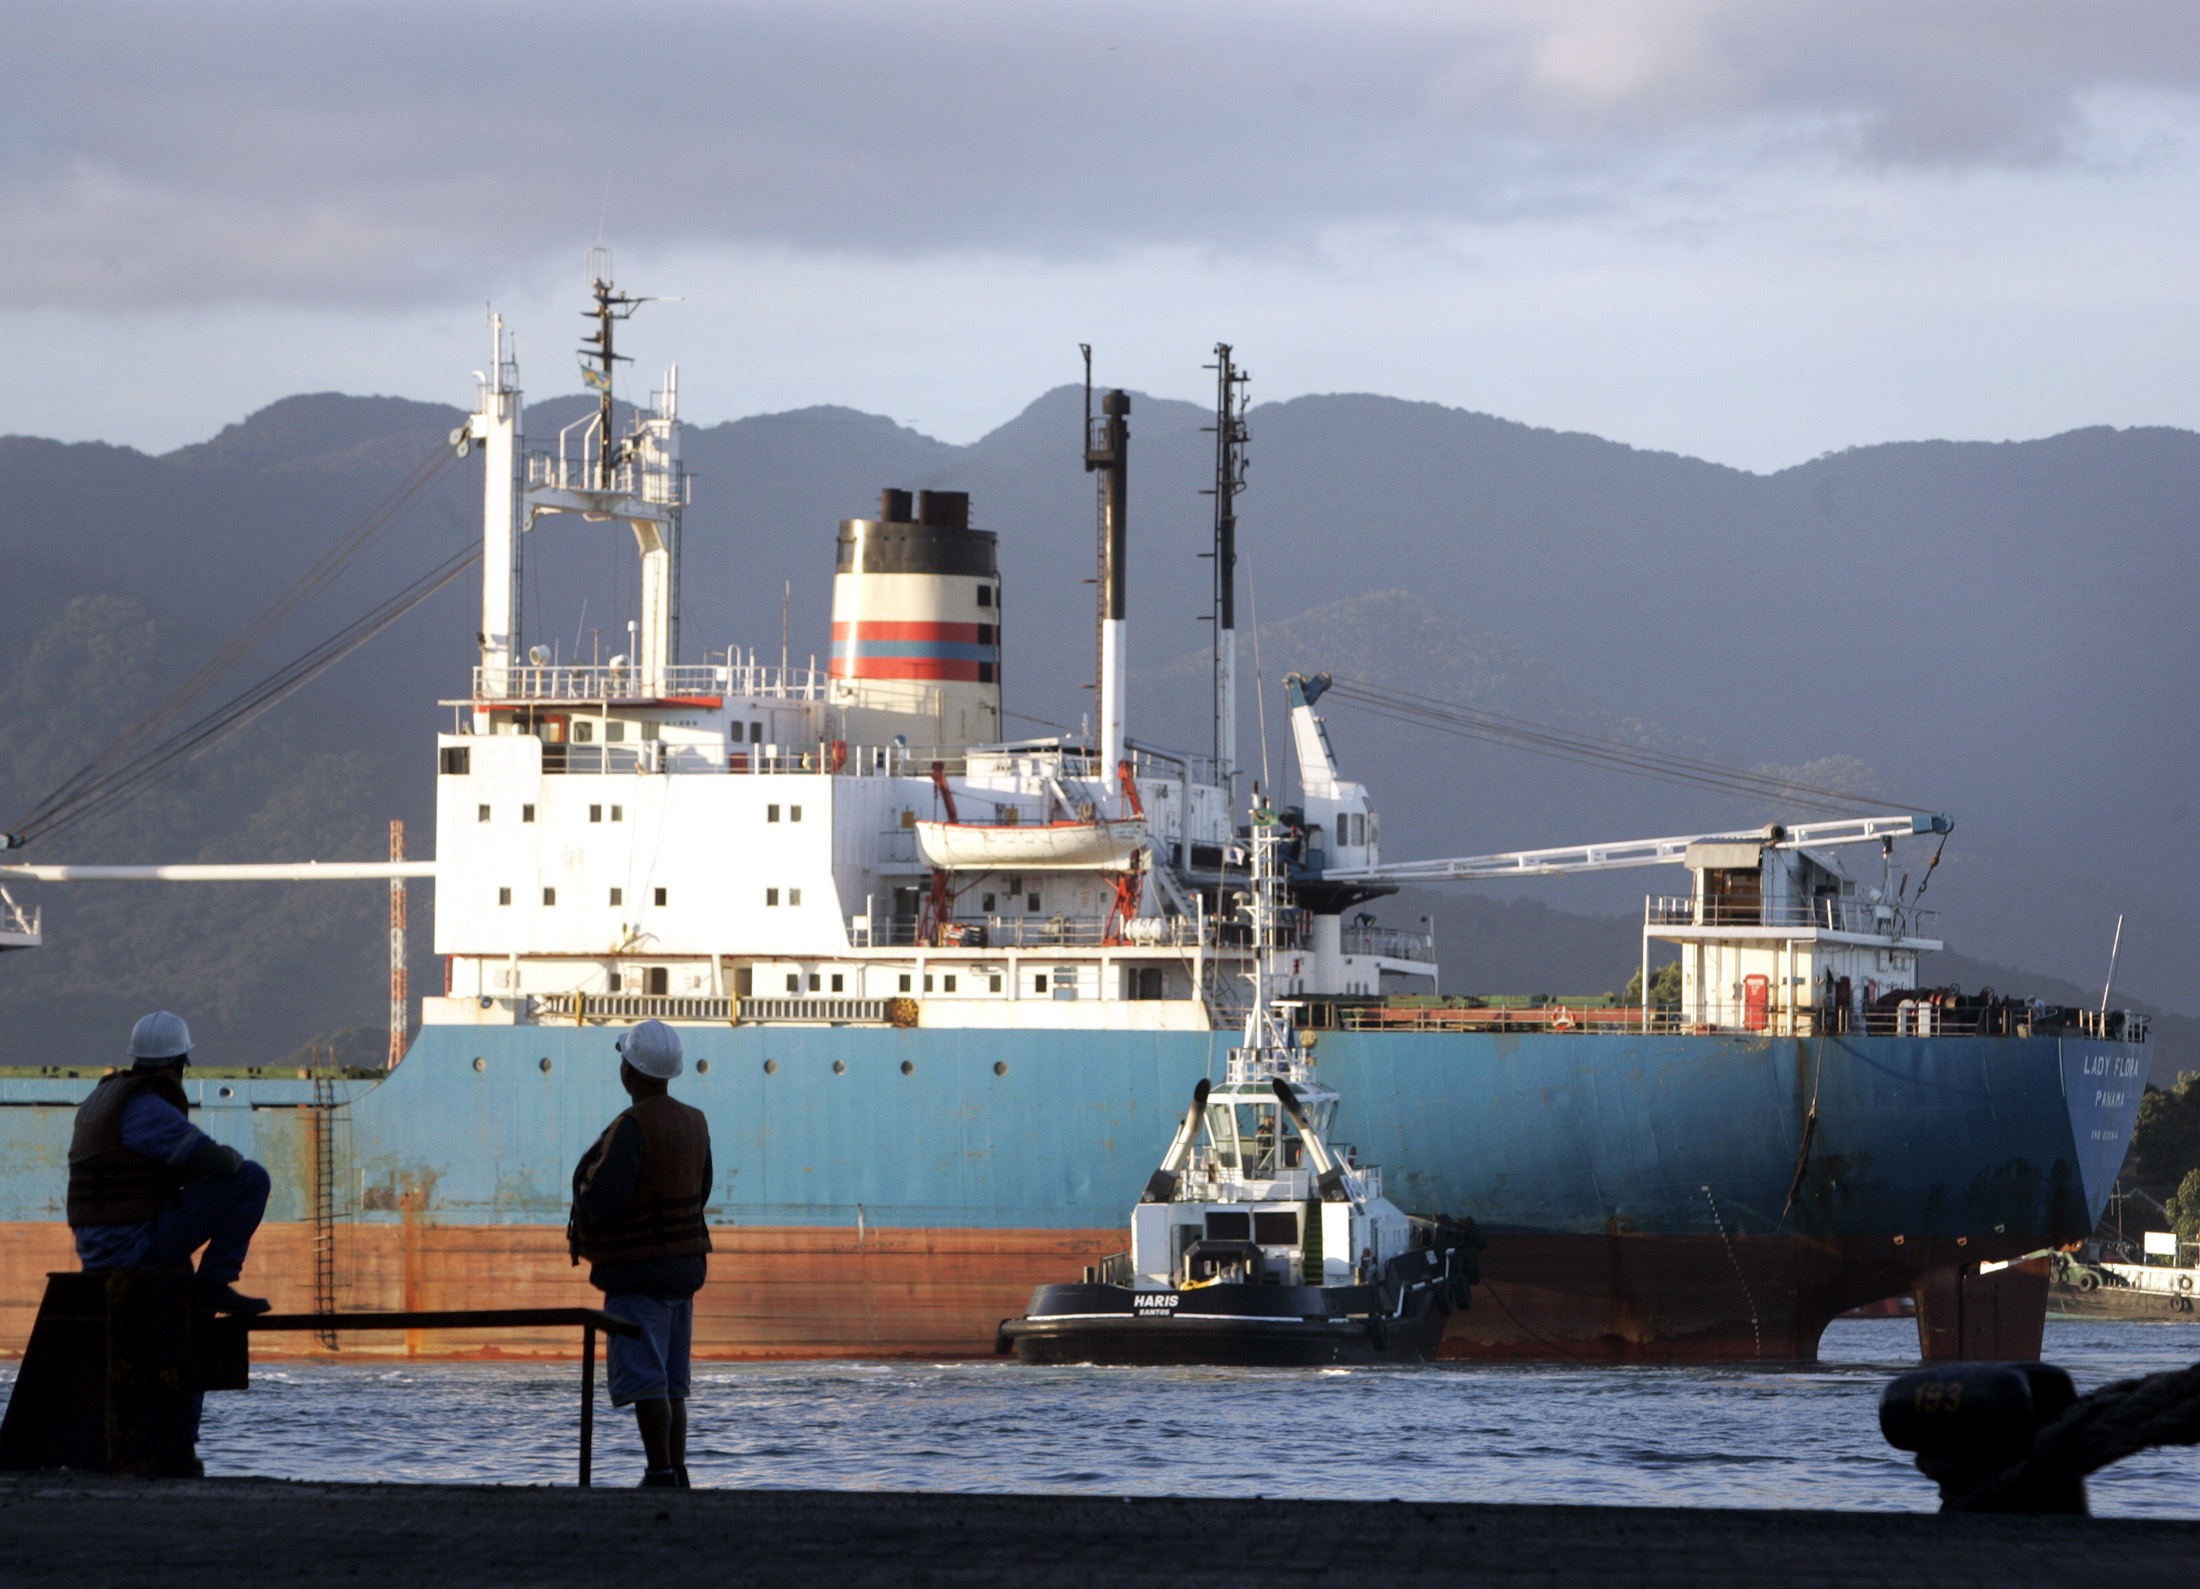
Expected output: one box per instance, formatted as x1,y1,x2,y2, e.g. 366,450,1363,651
3,1221,2041,1362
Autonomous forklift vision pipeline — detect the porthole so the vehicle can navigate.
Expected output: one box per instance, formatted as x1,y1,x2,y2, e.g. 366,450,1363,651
218,1085,236,1099
696,1059,711,1075
993,1061,1008,1077
763,1059,778,1075
900,1060,915,1076
832,1060,847,1075
472,1057,486,1074
539,1057,553,1074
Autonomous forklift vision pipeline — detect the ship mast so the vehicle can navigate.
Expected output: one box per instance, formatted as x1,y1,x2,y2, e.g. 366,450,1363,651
1203,345,1249,795
1234,797,1302,1082
580,247,647,489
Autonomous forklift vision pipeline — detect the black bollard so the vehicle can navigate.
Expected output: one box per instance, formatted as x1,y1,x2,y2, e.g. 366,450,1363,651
1879,1361,2086,1514
0,1270,247,1477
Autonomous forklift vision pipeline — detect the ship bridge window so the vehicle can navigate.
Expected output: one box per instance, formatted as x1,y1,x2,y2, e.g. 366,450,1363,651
749,722,764,743
976,584,992,607
768,805,780,823
522,805,535,823
589,805,602,823
611,805,623,822
654,887,667,906
573,720,593,743
609,888,623,907
786,972,799,993
1253,1210,1298,1245
478,805,491,823
790,805,802,822
605,721,626,743
1205,1210,1251,1241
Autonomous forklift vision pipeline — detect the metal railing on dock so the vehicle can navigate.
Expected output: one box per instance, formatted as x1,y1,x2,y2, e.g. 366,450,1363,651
247,1308,640,1486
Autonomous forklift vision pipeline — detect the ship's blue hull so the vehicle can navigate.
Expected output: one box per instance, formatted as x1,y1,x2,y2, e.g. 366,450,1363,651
0,1025,2144,1360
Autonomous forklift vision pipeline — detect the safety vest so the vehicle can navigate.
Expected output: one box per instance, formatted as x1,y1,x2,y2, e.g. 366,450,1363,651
67,1070,192,1226
569,1094,713,1264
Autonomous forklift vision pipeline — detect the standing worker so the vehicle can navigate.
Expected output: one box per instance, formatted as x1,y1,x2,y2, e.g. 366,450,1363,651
569,1019,713,1489
67,1011,272,1314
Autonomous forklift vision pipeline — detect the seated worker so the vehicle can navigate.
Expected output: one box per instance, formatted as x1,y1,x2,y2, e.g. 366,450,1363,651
569,1019,713,1489
67,1011,272,1314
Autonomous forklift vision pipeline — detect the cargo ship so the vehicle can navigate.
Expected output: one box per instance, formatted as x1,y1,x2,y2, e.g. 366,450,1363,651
0,274,2151,1362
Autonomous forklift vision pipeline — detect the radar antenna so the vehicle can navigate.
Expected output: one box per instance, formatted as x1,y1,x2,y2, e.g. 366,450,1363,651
578,248,664,488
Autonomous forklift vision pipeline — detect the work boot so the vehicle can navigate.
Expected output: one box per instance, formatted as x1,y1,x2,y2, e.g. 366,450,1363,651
639,1468,681,1488
192,1279,270,1315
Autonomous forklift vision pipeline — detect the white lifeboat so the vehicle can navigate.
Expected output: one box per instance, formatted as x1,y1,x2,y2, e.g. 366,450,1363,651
914,818,1146,872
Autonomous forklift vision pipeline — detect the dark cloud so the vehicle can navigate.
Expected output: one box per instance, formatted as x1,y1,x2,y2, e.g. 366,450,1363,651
5,0,2196,310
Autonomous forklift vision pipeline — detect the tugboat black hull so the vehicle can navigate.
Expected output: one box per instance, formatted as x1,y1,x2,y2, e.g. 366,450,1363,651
999,1257,1470,1367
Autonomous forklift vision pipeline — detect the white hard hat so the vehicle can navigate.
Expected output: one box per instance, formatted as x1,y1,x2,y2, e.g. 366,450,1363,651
616,1018,683,1079
128,1010,193,1062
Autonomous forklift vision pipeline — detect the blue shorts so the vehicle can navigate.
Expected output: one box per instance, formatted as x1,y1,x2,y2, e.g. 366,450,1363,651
602,1292,693,1406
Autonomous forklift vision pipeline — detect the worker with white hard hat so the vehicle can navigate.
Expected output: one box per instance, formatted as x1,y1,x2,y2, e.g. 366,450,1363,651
568,1019,713,1488
66,1011,272,1314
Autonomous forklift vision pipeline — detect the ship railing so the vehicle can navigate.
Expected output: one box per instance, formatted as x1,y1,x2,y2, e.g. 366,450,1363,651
848,912,1209,949
1646,894,1939,939
473,662,827,703
524,434,688,508
1338,1000,2149,1041
1339,924,1434,961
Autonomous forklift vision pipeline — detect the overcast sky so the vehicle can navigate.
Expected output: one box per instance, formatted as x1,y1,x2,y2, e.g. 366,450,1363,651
5,0,2198,467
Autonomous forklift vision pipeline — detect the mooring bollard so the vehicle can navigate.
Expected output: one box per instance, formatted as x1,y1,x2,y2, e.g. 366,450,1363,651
1882,1358,2200,1514
0,1277,636,1485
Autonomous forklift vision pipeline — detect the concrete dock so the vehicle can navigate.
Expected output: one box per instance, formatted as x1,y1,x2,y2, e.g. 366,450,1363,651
4,1474,2195,1588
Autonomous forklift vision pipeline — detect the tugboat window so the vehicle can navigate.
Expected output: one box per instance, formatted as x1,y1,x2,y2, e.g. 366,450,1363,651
1205,1211,1252,1241
478,804,491,823
609,888,622,906
830,973,844,992
786,973,799,993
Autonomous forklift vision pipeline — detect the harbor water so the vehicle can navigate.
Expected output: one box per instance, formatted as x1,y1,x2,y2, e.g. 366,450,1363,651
12,1319,2191,1515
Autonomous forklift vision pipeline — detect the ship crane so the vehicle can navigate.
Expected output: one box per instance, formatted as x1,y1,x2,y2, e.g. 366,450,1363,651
1320,811,1952,885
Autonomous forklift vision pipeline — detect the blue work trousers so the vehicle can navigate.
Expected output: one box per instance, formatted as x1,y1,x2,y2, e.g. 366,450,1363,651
83,1161,272,1284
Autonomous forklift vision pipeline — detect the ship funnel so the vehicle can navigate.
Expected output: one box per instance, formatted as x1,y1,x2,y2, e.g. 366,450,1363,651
831,486,1002,751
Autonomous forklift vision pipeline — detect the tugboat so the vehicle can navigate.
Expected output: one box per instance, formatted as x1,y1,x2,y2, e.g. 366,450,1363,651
997,802,1481,1366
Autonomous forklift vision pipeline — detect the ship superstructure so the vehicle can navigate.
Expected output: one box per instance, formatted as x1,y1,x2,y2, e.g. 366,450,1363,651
430,297,1432,1036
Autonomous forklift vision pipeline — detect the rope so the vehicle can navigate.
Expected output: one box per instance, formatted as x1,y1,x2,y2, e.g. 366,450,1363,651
1320,676,1928,818
1933,1361,2200,1512
26,542,480,848
7,442,459,846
